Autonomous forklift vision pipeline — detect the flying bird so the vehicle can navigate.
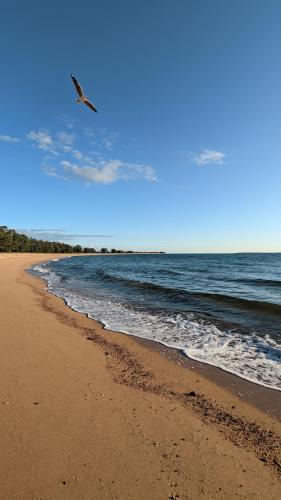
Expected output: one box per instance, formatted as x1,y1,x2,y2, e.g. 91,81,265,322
71,74,97,112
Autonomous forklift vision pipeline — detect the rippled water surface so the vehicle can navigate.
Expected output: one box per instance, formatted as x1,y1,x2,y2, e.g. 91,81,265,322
32,253,281,390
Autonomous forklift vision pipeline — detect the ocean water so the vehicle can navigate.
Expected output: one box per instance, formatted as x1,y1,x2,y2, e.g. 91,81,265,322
32,253,281,391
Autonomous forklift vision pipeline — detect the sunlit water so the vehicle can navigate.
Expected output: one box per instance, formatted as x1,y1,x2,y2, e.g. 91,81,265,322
32,253,281,390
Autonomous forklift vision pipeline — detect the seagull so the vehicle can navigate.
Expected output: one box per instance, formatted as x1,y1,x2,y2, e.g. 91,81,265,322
71,74,97,112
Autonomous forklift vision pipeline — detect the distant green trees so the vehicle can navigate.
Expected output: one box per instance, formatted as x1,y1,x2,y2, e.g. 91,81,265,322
0,226,159,254
0,226,96,253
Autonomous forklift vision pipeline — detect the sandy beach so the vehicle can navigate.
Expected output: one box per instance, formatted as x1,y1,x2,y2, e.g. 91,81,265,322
1,253,281,499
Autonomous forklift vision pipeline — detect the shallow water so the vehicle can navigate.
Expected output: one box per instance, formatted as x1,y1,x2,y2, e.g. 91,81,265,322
32,253,281,391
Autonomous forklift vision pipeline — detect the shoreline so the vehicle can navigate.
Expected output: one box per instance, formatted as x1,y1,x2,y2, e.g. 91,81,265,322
141,338,281,420
31,254,281,420
1,253,281,499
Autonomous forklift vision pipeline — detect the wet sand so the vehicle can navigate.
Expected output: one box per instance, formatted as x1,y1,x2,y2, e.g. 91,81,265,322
1,253,281,499
137,337,281,421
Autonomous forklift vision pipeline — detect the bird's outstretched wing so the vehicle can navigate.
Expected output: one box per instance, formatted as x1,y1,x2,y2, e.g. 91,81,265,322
71,74,84,97
84,99,97,113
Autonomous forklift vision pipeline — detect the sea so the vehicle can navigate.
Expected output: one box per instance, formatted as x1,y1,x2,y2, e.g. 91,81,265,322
32,253,281,391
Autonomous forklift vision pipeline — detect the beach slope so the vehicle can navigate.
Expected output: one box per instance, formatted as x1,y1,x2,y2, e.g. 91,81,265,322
0,253,281,499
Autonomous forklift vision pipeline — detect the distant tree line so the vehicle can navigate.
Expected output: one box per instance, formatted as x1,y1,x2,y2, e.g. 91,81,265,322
0,226,106,253
0,226,163,254
101,248,129,254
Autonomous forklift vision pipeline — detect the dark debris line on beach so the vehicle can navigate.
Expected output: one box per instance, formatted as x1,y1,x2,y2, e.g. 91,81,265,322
87,326,281,478
32,279,281,479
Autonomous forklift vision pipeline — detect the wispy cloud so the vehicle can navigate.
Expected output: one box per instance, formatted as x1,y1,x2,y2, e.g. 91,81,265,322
102,131,119,151
27,124,156,185
27,129,56,154
193,149,226,166
71,149,84,161
0,134,19,143
70,149,94,164
84,127,119,151
27,129,75,156
60,115,77,130
42,165,67,180
17,229,112,242
56,131,75,146
61,159,157,184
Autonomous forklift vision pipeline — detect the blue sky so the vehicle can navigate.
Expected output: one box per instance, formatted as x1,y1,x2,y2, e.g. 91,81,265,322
1,0,281,252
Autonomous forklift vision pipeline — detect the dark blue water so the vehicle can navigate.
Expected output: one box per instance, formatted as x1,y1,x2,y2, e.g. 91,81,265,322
33,253,281,390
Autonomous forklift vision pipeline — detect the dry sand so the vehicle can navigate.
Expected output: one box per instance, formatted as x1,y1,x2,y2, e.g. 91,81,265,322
0,253,281,499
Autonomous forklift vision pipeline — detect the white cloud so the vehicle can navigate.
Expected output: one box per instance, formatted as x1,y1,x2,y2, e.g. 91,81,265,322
27,129,56,153
193,149,226,165
103,132,119,151
71,149,83,160
62,146,72,153
71,149,91,162
27,129,75,156
56,131,75,146
61,159,157,184
84,127,119,151
60,115,77,130
124,163,157,181
28,125,157,185
62,160,120,184
0,134,19,143
42,165,67,180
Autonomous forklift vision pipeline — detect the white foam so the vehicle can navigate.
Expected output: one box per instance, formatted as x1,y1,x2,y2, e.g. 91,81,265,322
34,264,281,392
